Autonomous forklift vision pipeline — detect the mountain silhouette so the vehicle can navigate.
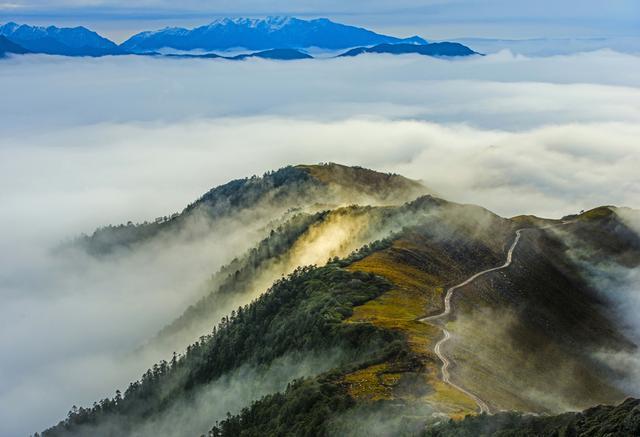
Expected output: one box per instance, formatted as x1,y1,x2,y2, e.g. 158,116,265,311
120,16,428,53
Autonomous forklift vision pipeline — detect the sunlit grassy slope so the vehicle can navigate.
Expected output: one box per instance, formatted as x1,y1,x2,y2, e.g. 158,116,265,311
431,211,635,414
41,164,640,436
297,163,428,206
342,205,513,416
341,204,639,417
77,163,429,255
203,202,640,434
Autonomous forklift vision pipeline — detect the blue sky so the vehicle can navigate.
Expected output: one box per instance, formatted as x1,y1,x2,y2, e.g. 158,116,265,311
1,0,638,42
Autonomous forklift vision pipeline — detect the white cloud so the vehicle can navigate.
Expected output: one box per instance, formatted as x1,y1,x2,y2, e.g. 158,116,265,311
4,51,640,130
1,50,639,435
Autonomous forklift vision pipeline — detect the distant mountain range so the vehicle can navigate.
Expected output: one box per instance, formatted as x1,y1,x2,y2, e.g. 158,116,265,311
0,35,29,57
339,42,479,57
163,44,477,61
0,22,123,56
166,48,314,61
0,17,481,60
232,48,314,60
120,16,426,52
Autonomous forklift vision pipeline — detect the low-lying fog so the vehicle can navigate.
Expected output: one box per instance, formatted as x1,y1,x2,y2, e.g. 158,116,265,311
1,50,639,436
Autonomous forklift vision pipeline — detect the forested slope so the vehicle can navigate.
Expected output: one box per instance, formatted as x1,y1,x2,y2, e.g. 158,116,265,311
38,166,640,437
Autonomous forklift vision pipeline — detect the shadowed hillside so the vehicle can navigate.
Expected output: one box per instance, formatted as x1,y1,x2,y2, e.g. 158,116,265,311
75,163,428,256
39,165,640,437
422,398,640,437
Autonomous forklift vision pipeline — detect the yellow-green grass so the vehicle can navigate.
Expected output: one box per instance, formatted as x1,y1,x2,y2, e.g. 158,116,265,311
579,206,615,221
510,215,561,228
560,206,616,223
341,239,479,415
343,363,403,401
346,240,443,355
424,367,479,418
295,163,427,202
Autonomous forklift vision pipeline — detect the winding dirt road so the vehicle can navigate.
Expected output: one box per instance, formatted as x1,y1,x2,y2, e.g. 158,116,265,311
420,228,525,414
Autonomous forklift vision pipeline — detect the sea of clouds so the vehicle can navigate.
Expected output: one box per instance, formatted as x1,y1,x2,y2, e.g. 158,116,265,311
1,50,639,436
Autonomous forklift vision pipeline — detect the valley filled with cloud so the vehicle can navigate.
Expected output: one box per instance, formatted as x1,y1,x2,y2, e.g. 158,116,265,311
1,50,639,435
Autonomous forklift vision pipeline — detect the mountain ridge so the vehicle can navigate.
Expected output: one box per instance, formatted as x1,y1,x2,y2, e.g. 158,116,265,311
0,19,484,60
74,163,428,256
40,164,640,436
339,42,480,58
0,21,123,56
0,34,29,57
120,16,427,53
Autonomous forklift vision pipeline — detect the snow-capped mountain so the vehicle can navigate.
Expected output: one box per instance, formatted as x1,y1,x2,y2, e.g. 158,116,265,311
120,16,427,52
0,22,122,56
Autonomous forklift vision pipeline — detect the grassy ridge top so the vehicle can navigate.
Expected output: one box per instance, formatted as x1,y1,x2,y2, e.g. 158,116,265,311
297,163,427,202
40,163,640,436
75,163,429,255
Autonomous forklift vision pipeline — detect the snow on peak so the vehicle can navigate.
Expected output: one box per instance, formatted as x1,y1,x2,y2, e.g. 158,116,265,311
263,16,294,29
205,16,295,30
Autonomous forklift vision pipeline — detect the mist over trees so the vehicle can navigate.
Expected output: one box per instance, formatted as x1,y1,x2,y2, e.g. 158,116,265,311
41,258,400,436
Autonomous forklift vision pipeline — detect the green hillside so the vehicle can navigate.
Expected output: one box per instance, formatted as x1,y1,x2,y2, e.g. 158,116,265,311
39,165,640,437
74,164,428,256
